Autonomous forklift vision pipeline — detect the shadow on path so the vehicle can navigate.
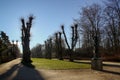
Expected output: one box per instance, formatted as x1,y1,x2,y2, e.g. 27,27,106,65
102,70,120,75
103,63,120,68
0,63,45,80
74,60,120,75
102,62,120,75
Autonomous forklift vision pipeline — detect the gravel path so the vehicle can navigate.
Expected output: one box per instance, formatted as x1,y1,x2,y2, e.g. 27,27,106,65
0,58,120,80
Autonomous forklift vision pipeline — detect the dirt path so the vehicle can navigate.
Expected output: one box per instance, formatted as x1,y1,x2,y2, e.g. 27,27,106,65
0,58,120,80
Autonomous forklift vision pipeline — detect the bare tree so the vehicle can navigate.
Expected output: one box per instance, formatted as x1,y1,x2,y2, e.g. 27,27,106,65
31,44,43,58
54,32,63,60
76,4,104,70
61,24,78,62
104,0,120,54
79,4,103,58
44,38,52,59
21,15,34,66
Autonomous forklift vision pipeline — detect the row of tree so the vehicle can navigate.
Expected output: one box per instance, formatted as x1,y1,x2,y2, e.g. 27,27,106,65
31,0,120,61
0,31,20,63
31,24,79,62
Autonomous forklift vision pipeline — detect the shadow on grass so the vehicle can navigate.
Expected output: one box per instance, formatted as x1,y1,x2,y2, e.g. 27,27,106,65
0,63,45,80
74,60,91,64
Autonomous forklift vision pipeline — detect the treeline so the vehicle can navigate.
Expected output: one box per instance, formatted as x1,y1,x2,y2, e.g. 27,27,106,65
0,31,20,63
78,0,120,61
31,0,120,61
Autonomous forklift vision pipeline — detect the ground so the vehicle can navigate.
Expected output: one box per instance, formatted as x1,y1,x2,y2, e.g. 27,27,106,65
0,58,120,80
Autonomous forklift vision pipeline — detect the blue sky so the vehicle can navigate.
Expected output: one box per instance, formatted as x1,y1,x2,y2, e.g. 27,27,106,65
0,0,103,51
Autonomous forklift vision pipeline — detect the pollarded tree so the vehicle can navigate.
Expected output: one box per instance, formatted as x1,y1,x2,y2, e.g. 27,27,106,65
58,32,63,60
47,38,52,59
55,33,59,58
61,24,78,62
44,38,52,59
21,15,34,65
55,32,63,60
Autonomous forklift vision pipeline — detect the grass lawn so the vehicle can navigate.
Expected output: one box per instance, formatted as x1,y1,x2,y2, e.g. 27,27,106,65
32,58,91,69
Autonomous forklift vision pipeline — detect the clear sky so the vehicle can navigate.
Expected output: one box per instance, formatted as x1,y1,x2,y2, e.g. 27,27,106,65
0,0,103,51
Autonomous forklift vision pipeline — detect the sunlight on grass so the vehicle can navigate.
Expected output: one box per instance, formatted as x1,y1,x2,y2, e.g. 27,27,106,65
32,58,91,69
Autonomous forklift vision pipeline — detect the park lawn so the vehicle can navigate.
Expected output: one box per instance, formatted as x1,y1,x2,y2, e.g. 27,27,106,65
32,58,91,69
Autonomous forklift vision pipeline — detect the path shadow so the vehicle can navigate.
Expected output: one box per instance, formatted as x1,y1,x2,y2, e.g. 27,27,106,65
102,70,120,75
74,60,120,75
103,63,120,68
102,62,120,75
0,63,45,80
